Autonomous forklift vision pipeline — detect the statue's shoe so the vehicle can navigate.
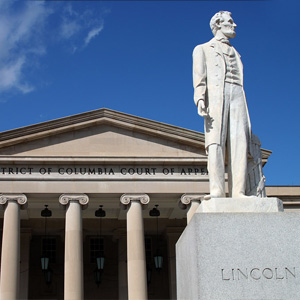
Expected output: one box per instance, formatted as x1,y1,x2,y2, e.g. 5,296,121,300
203,194,224,200
203,194,211,200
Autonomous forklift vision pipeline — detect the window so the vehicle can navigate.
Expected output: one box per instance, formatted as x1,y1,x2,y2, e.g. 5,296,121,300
145,237,152,265
41,237,57,263
90,237,104,263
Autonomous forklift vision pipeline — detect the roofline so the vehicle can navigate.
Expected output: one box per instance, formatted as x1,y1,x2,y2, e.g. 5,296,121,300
266,185,300,187
0,108,206,149
0,108,272,160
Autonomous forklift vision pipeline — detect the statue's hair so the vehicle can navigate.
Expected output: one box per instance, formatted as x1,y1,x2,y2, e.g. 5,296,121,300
210,11,232,36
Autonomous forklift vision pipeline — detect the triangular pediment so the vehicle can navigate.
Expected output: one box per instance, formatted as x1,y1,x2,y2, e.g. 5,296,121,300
0,108,208,160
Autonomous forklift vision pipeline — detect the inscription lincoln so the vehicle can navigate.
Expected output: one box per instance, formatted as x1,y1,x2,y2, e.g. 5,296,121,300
221,267,297,281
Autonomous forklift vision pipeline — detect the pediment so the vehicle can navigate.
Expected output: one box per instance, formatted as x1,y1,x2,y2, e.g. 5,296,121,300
0,109,207,160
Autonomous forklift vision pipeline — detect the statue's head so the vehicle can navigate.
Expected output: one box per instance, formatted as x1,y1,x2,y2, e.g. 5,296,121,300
210,11,236,39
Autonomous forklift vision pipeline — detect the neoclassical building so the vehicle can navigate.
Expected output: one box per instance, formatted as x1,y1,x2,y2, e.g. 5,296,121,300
0,108,298,300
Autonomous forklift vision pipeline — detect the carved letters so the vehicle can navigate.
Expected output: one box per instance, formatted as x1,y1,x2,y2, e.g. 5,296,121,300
0,165,208,180
221,267,297,281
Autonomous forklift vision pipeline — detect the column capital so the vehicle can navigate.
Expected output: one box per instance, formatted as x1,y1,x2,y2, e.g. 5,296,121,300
179,193,203,209
59,194,89,209
120,194,150,206
0,193,27,209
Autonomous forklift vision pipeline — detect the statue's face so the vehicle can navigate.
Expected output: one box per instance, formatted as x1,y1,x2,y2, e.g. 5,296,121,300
219,14,236,39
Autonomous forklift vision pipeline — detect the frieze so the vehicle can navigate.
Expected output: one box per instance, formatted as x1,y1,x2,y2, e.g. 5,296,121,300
0,165,208,181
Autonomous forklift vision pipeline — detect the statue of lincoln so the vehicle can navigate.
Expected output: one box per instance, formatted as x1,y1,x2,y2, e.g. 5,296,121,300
193,11,252,199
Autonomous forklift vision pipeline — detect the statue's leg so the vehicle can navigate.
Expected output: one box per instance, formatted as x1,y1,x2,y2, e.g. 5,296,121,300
207,144,226,198
227,84,249,198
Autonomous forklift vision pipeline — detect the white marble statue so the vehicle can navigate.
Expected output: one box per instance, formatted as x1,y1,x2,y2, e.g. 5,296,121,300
193,11,259,199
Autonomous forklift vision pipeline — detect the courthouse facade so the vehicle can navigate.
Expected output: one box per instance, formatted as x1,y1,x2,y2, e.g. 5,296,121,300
0,108,298,300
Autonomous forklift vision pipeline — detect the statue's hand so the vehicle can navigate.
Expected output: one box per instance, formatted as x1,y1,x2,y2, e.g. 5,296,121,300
197,100,208,117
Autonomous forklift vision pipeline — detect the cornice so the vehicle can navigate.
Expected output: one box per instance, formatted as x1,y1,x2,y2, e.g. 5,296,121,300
0,156,208,164
266,186,300,197
261,149,272,161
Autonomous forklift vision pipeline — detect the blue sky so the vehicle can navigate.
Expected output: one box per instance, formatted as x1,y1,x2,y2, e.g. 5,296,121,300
0,0,299,185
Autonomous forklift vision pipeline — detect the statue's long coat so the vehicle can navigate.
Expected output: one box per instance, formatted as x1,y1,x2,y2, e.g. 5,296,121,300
193,37,251,149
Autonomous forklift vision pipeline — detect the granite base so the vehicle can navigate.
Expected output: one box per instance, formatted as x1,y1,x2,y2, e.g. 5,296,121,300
176,212,300,300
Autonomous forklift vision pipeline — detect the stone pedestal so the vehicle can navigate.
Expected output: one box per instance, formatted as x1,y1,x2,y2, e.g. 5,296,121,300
176,201,300,300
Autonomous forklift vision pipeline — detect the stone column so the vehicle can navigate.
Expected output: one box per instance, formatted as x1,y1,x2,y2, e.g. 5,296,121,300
59,194,89,300
180,194,202,224
0,194,27,300
120,194,150,300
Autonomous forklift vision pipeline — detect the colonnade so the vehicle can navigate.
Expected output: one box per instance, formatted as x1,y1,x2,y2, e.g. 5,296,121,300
0,193,202,300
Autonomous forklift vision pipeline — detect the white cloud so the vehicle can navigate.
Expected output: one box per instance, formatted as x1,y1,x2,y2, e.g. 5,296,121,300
59,5,81,39
84,24,104,47
60,20,81,39
0,1,109,97
0,57,24,90
0,57,34,94
64,3,79,17
17,83,35,94
27,46,47,56
58,5,106,52
0,1,50,95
